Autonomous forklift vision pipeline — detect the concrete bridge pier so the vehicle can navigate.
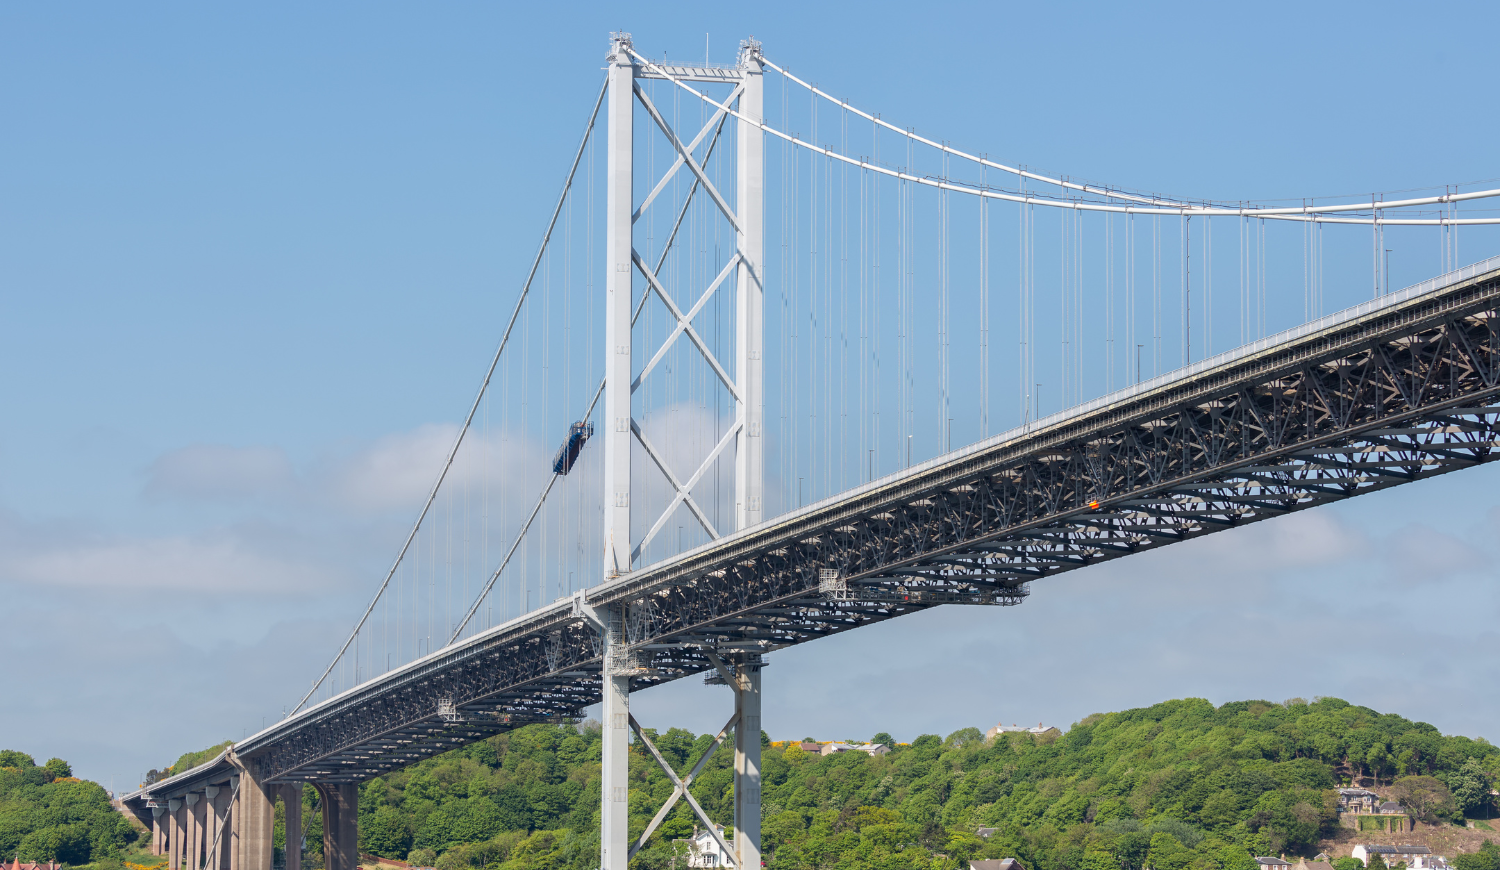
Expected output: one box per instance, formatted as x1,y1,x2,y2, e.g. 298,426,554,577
314,783,358,870
207,785,230,870
151,807,166,857
599,605,631,870
227,775,240,870
230,765,274,870
187,792,205,870
733,658,762,870
279,785,302,870
168,799,184,870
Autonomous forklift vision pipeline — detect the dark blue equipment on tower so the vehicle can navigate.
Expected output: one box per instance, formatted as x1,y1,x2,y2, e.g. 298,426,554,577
552,421,595,475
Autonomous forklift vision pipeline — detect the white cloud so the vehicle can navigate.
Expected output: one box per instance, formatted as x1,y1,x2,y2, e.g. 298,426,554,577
140,424,549,518
146,444,297,503
1377,522,1486,582
327,424,546,514
0,520,339,594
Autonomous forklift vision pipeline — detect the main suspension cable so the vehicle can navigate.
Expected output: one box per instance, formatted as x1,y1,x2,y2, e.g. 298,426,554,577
630,47,1500,224
291,73,610,716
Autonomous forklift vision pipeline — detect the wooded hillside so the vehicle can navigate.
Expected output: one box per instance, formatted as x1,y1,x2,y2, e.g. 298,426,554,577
0,751,138,866
316,696,1499,870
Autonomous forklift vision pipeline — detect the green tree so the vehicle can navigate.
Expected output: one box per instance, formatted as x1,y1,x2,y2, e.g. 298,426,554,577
1116,832,1152,870
362,807,412,858
1334,858,1364,870
1452,758,1493,816
1391,776,1455,823
1218,846,1259,870
450,798,505,843
43,758,72,780
1452,842,1500,870
1370,852,1389,870
1147,832,1194,870
0,751,36,769
19,824,92,864
871,732,895,748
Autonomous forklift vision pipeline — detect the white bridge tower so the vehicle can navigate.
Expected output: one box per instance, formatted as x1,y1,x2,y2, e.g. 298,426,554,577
593,31,765,870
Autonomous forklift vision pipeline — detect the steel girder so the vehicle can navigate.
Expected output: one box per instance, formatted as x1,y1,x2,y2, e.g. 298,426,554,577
235,267,1500,785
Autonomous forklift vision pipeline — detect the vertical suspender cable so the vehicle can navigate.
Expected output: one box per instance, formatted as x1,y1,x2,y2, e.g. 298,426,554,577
1183,216,1191,364
809,89,818,502
1153,215,1161,375
1258,218,1265,337
1018,187,1024,421
1106,215,1113,391
840,104,848,491
940,149,950,450
1019,183,1026,422
873,117,881,478
292,71,610,710
1126,214,1134,384
1075,207,1082,404
1062,207,1074,405
1204,217,1212,356
979,164,989,436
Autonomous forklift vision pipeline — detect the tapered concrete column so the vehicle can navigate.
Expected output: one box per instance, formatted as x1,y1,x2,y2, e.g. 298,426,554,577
315,783,358,870
227,775,240,870
232,765,275,870
204,786,224,870
152,807,166,856
279,785,302,870
187,792,205,870
600,605,631,870
168,800,184,870
733,660,763,870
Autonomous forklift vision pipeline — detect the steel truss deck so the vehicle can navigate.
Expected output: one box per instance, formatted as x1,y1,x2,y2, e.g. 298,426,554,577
200,263,1500,787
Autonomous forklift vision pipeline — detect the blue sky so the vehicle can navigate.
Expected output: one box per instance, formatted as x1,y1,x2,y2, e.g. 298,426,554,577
3,1,1500,791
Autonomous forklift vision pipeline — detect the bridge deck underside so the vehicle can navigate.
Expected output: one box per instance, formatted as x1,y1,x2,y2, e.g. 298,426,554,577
237,268,1500,785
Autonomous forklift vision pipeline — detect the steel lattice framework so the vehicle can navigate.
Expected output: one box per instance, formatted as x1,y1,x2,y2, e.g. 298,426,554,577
223,262,1500,785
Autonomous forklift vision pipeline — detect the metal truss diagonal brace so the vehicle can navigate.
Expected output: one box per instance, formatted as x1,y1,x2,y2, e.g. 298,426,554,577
632,252,742,393
570,592,606,633
633,83,744,223
633,83,742,233
632,250,741,400
629,714,738,864
632,419,742,562
700,648,741,693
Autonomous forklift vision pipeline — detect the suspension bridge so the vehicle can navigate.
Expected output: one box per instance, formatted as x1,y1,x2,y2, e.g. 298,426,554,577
121,33,1500,870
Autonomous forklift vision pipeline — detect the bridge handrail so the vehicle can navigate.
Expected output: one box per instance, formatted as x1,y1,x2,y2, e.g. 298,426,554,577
119,746,233,802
